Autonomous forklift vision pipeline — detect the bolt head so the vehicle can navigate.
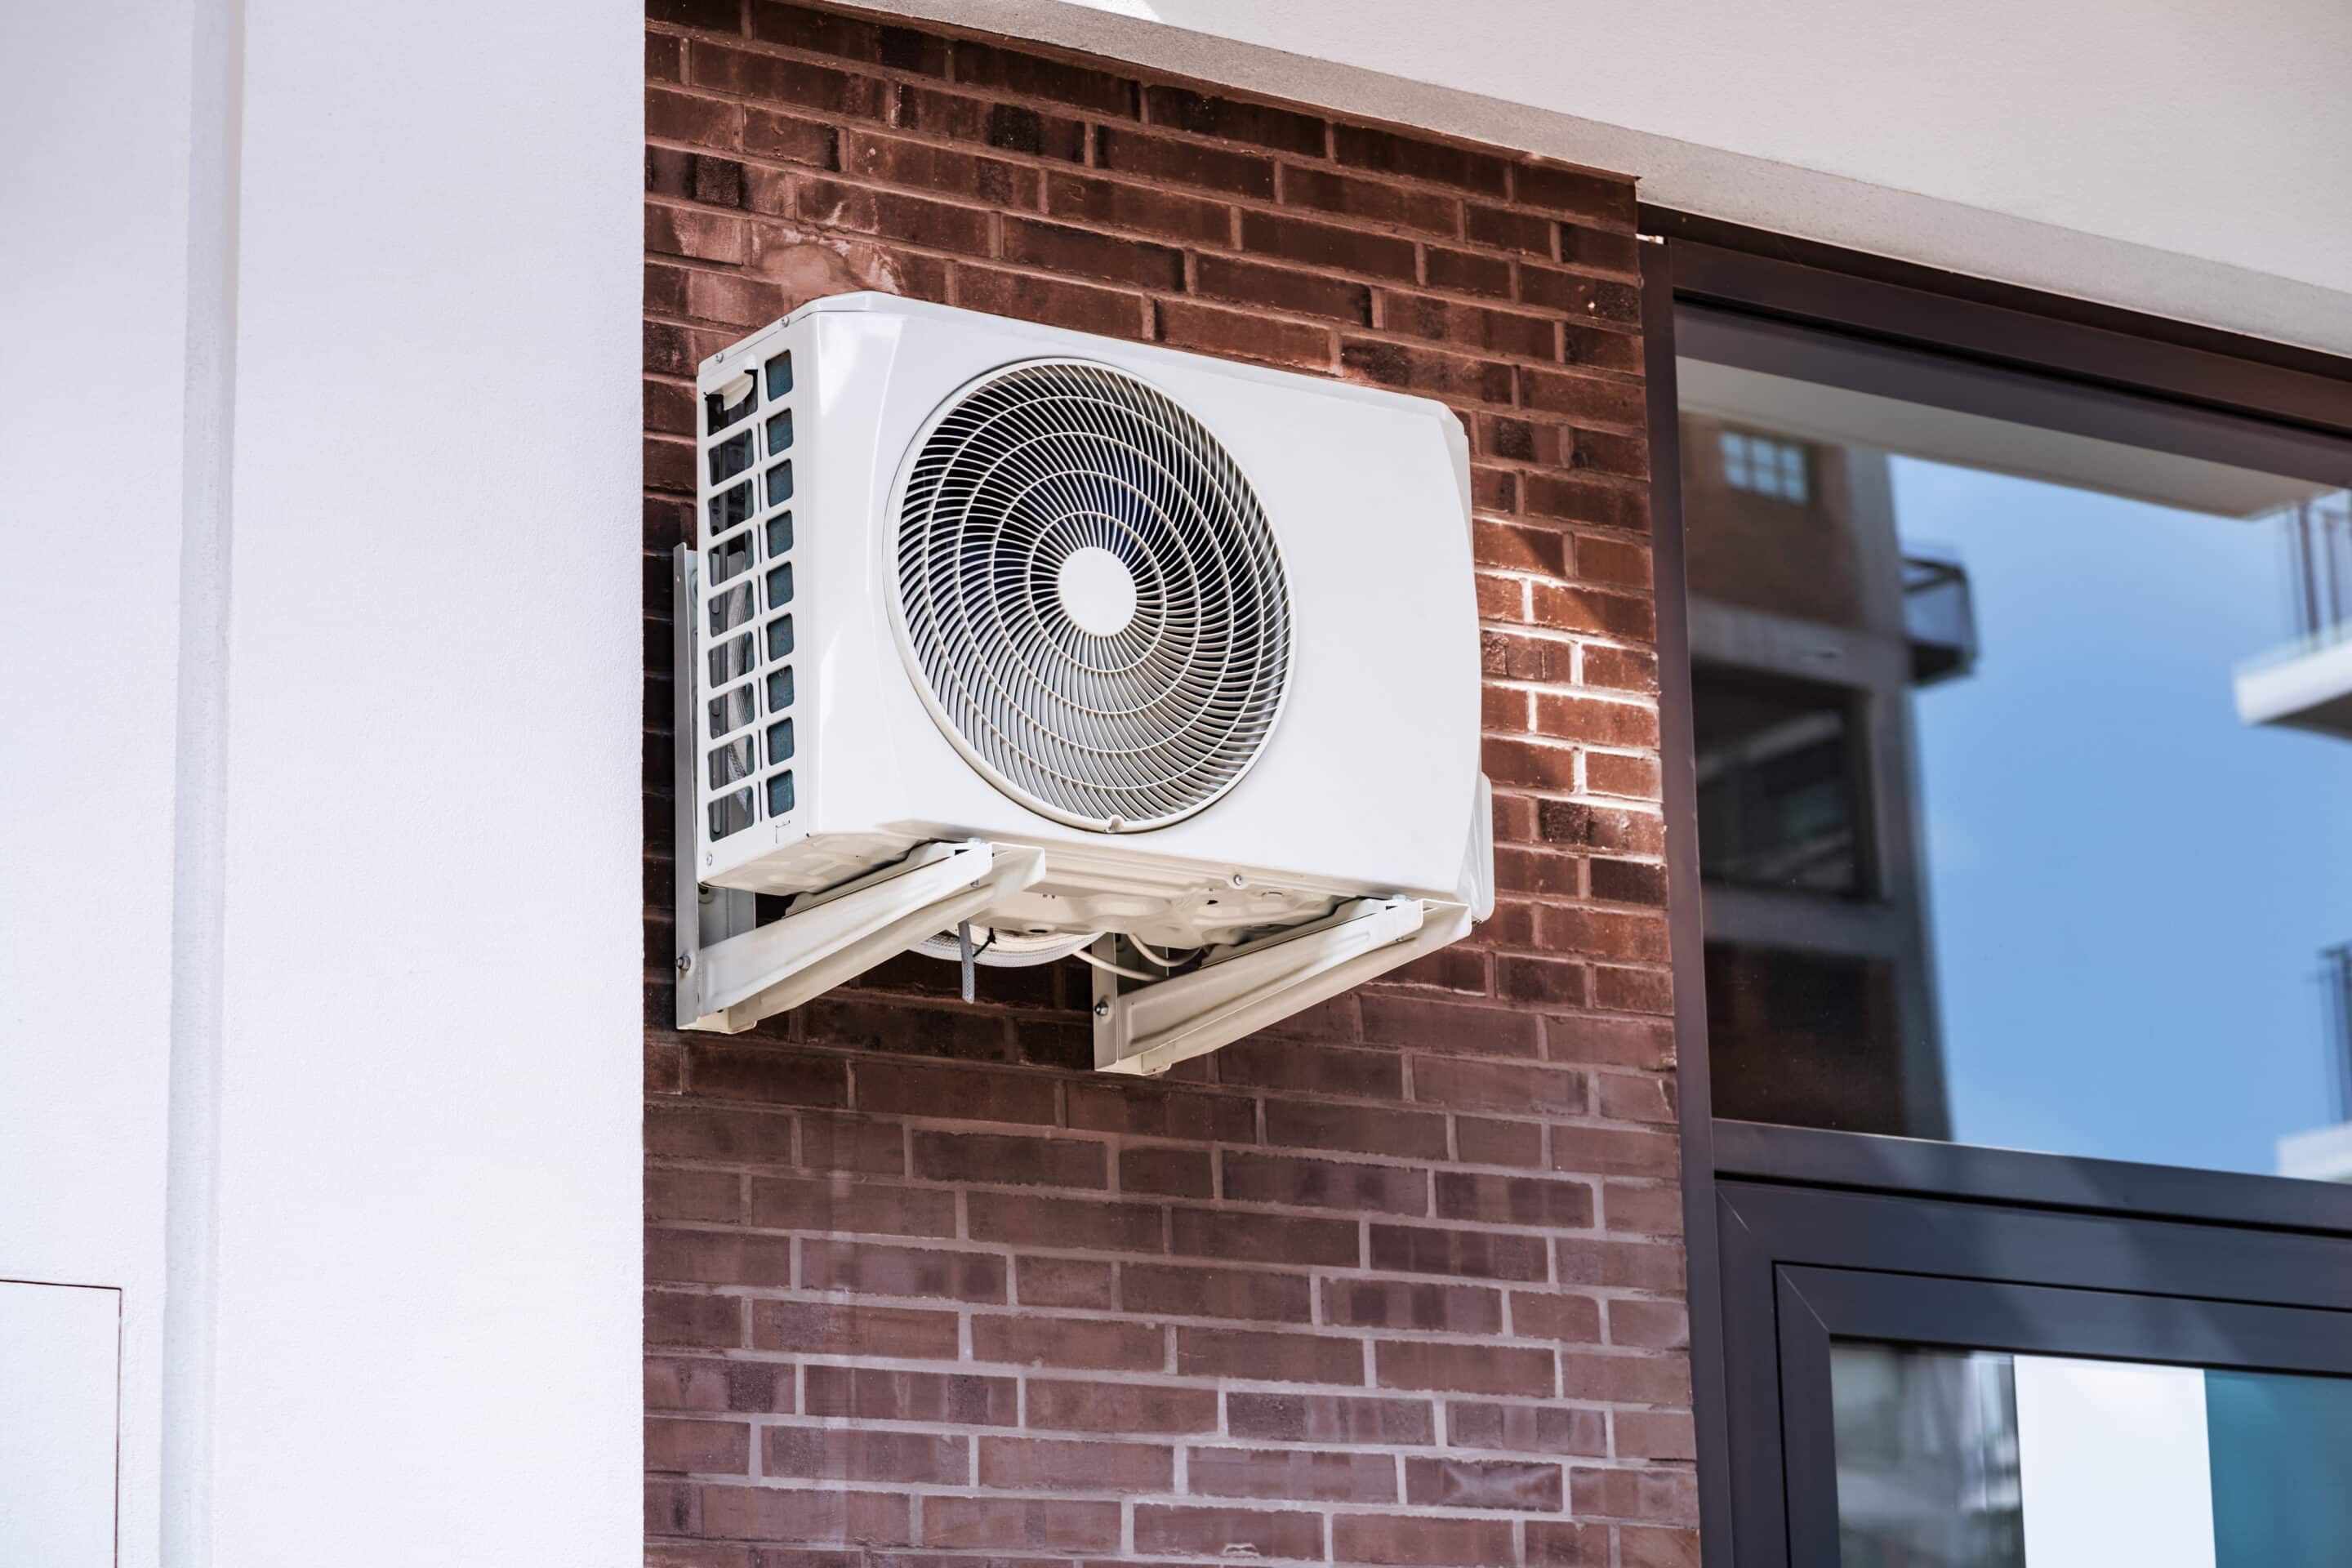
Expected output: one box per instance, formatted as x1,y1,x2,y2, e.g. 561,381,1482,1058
1093,1000,1111,1018
1228,872,1246,889
676,952,694,973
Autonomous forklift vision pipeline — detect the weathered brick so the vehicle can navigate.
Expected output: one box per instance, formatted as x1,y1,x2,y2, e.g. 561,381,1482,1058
647,1415,751,1474
955,265,1150,340
764,1426,966,1484
747,1176,956,1234
952,40,1138,116
750,1299,962,1358
1122,1262,1314,1322
1025,1378,1220,1434
1098,126,1275,197
922,1495,1123,1552
970,1312,1165,1370
1190,1446,1398,1502
697,1486,909,1544
1145,86,1328,154
805,1365,1016,1424
1220,1151,1429,1216
1322,1277,1504,1334
1331,1512,1517,1567
1227,1391,1436,1445
1194,254,1373,323
1406,1454,1565,1510
1137,1504,1325,1561
1451,1399,1610,1456
1157,299,1334,369
1240,211,1419,282
979,1437,1174,1492
1376,1339,1554,1396
1177,1327,1367,1385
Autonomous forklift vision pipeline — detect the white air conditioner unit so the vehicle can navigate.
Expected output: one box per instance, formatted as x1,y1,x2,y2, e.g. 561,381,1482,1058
675,292,1491,1075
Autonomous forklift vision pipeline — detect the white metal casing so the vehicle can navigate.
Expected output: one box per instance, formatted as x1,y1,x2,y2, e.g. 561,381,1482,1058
687,292,1490,956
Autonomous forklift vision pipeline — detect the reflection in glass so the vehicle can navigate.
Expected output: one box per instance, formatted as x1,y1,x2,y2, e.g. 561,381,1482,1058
1832,1343,2022,1567
1680,331,2352,1176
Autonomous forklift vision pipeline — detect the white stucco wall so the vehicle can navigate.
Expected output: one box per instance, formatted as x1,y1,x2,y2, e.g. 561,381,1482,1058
0,2,194,1561
2,0,643,1561
868,0,2352,354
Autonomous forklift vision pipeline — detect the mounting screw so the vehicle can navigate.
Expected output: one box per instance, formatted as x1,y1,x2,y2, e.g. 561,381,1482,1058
1093,1000,1111,1018
703,852,715,868
1228,872,1246,889
677,952,694,974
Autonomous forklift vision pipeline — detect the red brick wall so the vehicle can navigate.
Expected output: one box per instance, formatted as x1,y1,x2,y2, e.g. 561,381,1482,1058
642,4,1692,1566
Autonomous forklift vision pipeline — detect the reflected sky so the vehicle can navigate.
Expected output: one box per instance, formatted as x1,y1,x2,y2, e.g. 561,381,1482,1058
1895,458,2352,1172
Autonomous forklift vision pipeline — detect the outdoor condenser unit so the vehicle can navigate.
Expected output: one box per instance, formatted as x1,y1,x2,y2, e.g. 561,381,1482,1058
675,292,1492,1075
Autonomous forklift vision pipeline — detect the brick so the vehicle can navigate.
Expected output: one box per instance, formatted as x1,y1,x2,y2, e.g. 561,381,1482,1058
1548,1123,1678,1179
748,1176,956,1234
1511,1291,1604,1344
1046,172,1232,245
1227,1392,1435,1445
1331,1512,1516,1567
953,40,1138,116
1562,322,1646,373
1557,1352,1690,1407
1481,737,1577,792
1535,693,1659,751
894,86,1086,162
795,179,993,254
647,31,686,81
751,1300,962,1358
1001,217,1183,289
697,1486,910,1544
1136,1504,1325,1561
1570,1465,1699,1522
1121,1262,1312,1322
1067,1080,1255,1141
648,1416,751,1473
956,265,1149,341
1017,1254,1116,1307
1025,1379,1220,1434
1341,340,1517,405
1552,1236,1684,1294
1263,1099,1448,1160
650,1166,743,1223
1414,1057,1588,1116
1436,1170,1595,1229
746,3,950,75
651,0,736,35
1177,1327,1366,1385
1475,518,1568,578
840,129,1036,207
1526,1522,1612,1566
1321,1277,1503,1334
978,1437,1173,1492
1607,1298,1689,1349
1466,203,1557,257
689,47,889,118
648,1289,744,1348
1193,254,1372,323
742,108,837,167
1406,1455,1564,1510
1425,244,1514,298
913,1129,1106,1188
1283,164,1458,235
804,1365,1017,1424
648,203,748,263
1332,124,1508,194
923,1495,1123,1552
1534,800,1661,855
967,1192,1165,1252
1239,211,1418,282
648,1227,795,1287
764,1426,966,1484
1613,1410,1697,1462
1145,86,1327,154
1454,1117,1545,1168
1157,299,1334,370
688,1045,849,1107
649,87,741,148
1498,953,1594,1010
647,1356,791,1414
1368,1225,1548,1282
1358,995,1540,1057
799,1239,1006,1302
1594,962,1673,1011
1530,582,1655,641
1119,1145,1214,1197
684,269,786,328
1597,1073,1677,1128
1376,1339,1553,1396
1189,1446,1397,1502
1450,1400,1608,1456
1171,1207,1360,1267
1559,225,1642,274
1520,367,1646,430
853,1060,1056,1125
1589,858,1668,906
1220,1152,1428,1216
971,1313,1164,1370
795,1112,904,1174
1096,126,1274,197
1523,472,1649,532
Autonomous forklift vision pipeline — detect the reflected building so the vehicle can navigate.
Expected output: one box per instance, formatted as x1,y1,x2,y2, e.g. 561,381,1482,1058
1681,407,1975,1138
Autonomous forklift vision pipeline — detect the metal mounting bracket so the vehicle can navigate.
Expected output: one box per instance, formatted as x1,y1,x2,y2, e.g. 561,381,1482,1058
677,840,1048,1033
1092,896,1476,1076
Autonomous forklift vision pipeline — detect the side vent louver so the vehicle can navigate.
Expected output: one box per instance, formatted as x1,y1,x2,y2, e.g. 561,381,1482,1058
697,348,799,845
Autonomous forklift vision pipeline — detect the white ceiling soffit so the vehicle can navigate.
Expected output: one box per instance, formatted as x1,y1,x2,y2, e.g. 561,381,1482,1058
1677,357,2330,519
853,0,2352,360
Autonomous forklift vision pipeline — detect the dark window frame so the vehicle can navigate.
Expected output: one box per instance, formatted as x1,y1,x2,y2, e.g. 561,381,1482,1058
1642,212,2352,1566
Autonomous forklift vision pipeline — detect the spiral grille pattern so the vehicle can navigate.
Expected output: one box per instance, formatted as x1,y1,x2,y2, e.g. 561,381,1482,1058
894,360,1292,831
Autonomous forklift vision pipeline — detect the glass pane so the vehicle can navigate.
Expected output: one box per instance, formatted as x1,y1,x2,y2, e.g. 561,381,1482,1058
1680,324,2352,1177
1832,1343,2352,1565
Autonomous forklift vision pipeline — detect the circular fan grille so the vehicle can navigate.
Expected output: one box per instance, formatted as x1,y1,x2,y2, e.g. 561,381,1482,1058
893,359,1292,831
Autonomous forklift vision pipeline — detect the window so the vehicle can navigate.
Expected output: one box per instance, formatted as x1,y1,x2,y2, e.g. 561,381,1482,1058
1677,306,2352,1178
1719,428,1809,501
